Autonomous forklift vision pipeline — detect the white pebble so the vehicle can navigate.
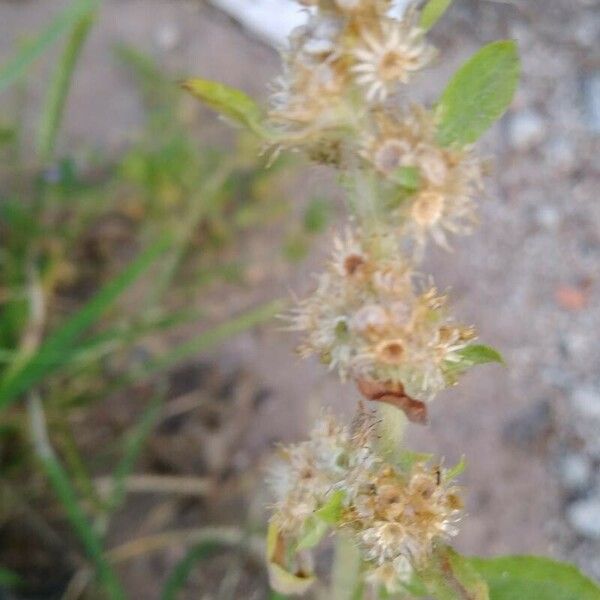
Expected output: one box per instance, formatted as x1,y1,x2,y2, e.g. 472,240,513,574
571,385,600,421
567,497,600,539
509,110,546,151
155,23,181,52
559,454,592,491
582,72,600,134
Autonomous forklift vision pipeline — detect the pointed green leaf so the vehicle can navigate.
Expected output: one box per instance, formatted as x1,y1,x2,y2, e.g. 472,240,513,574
38,9,96,162
182,78,265,136
436,41,520,146
420,0,453,31
469,556,600,600
457,344,504,366
316,490,346,525
444,344,504,384
445,456,466,481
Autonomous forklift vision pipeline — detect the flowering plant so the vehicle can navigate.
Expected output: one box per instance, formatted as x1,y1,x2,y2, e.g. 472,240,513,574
185,0,600,598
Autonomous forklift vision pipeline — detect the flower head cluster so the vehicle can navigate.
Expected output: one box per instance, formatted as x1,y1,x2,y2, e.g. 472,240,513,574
290,228,475,400
268,412,463,592
269,1,435,158
361,105,484,247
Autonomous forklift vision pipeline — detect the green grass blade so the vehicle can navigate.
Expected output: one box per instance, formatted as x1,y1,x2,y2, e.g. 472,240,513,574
37,9,96,162
82,300,281,405
107,393,164,511
127,299,283,384
0,0,97,94
27,394,126,600
0,237,171,411
161,541,224,600
113,42,176,109
67,309,202,366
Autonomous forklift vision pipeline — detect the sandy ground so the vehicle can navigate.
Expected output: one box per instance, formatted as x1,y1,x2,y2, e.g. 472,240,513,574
1,0,600,594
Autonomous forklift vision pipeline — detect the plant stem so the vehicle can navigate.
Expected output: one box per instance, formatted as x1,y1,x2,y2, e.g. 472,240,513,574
27,392,127,600
377,403,408,461
51,409,106,513
330,533,362,600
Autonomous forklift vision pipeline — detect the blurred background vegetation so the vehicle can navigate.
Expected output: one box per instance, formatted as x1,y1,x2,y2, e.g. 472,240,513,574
0,1,331,597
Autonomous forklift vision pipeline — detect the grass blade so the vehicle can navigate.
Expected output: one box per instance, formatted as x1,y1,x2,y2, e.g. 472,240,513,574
0,0,97,94
126,299,283,384
0,236,171,411
107,392,164,511
66,309,202,367
161,541,224,600
113,42,176,109
27,393,126,600
37,9,96,162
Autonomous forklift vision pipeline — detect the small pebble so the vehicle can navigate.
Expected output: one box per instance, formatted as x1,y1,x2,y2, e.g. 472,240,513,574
571,384,600,420
559,454,592,492
535,205,560,230
545,137,576,173
509,109,546,150
582,71,600,134
567,496,600,539
574,14,600,48
155,23,181,52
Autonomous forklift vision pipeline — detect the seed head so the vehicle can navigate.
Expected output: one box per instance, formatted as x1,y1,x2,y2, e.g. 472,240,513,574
289,228,475,400
351,16,435,103
268,413,463,588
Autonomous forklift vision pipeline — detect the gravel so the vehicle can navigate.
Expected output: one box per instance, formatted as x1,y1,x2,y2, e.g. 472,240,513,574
567,496,600,540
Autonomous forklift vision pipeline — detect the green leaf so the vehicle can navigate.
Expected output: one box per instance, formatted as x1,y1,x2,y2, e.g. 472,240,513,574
444,455,466,481
38,8,95,162
296,516,329,551
0,0,98,94
182,78,265,136
392,166,421,191
316,490,346,525
436,41,520,146
458,344,505,366
420,0,453,31
0,237,171,411
470,556,600,600
444,344,504,385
